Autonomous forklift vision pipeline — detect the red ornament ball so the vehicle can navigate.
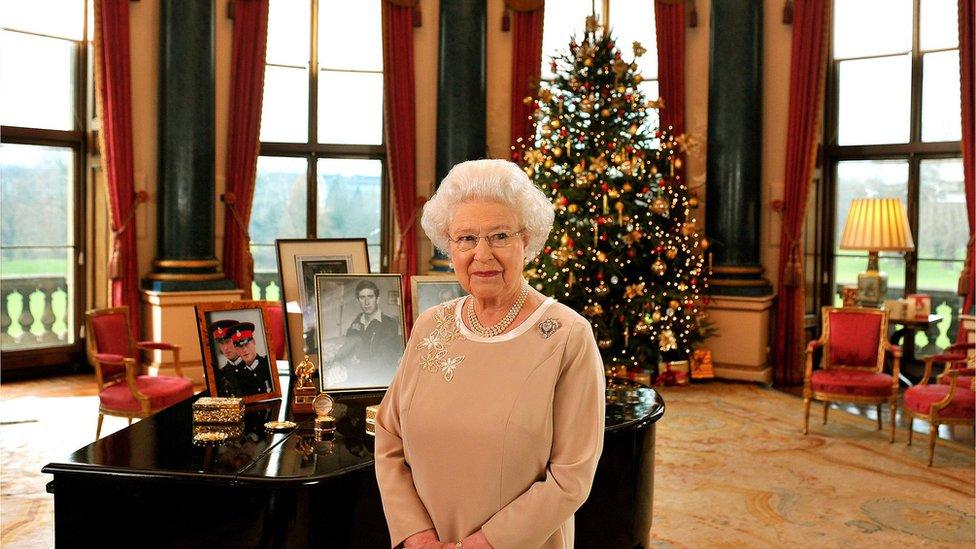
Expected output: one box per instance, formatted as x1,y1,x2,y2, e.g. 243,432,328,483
600,182,610,192
596,272,604,281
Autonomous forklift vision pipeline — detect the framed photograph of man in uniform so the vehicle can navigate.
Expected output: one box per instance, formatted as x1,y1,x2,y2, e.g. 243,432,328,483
410,274,468,322
275,238,370,373
314,274,406,392
195,301,282,404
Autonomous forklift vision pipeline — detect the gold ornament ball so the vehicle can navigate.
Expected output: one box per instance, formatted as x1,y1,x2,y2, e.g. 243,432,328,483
651,310,662,322
584,58,593,67
634,321,650,336
673,157,683,169
544,158,555,168
699,238,710,250
560,233,570,246
688,197,700,208
665,248,678,259
630,230,643,241
567,203,579,213
651,197,669,214
572,163,583,174
541,126,552,137
681,223,696,236
634,74,643,84
622,183,633,192
552,147,563,158
600,108,611,118
551,119,561,129
616,85,626,94
651,259,667,276
669,299,681,310
612,153,624,164
597,251,608,262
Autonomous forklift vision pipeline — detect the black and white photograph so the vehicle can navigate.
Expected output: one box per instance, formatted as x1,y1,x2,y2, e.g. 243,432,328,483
314,274,405,392
196,302,282,404
275,238,370,371
410,274,468,321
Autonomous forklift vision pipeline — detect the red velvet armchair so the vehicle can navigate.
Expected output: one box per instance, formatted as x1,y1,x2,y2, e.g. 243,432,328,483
802,307,901,442
85,306,194,438
904,344,975,466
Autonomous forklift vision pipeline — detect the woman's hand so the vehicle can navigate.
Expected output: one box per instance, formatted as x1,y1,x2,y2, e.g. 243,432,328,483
403,529,438,547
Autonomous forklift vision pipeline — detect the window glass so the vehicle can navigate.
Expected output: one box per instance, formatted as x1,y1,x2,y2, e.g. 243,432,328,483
608,0,657,79
541,0,603,79
0,0,85,40
260,66,309,143
0,32,75,131
0,144,76,346
833,0,912,59
837,55,911,145
266,0,310,67
249,156,309,273
318,70,383,145
920,0,959,51
917,159,966,294
921,50,962,142
316,158,382,271
318,0,382,71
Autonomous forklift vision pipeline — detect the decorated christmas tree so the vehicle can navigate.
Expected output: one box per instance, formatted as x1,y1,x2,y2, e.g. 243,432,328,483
520,18,711,379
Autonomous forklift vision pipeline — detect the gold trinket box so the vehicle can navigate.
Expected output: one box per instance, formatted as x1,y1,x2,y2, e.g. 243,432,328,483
365,405,379,423
365,421,376,437
192,397,245,424
192,423,244,441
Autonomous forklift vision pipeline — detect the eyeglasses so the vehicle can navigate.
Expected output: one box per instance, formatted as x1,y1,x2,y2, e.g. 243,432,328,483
449,230,523,252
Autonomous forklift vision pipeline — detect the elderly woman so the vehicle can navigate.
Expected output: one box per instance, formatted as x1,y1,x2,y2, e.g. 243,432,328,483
375,159,606,549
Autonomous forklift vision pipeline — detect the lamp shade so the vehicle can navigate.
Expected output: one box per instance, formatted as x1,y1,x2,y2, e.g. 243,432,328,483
839,198,915,252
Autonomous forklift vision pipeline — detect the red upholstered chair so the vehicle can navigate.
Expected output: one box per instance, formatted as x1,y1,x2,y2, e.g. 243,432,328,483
904,348,975,466
85,306,194,438
802,307,901,441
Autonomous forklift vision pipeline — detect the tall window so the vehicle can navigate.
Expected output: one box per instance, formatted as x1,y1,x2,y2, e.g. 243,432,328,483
0,2,89,367
252,0,386,299
826,0,964,345
541,0,659,128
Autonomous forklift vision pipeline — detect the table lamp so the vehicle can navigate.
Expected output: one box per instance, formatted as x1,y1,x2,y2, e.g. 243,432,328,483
839,198,914,307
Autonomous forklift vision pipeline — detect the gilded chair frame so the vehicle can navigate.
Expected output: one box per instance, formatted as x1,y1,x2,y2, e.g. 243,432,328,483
802,306,901,442
905,356,975,466
85,306,183,437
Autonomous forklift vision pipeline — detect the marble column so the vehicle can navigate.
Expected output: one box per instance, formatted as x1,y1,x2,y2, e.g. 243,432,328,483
430,0,486,271
704,0,771,296
144,0,233,291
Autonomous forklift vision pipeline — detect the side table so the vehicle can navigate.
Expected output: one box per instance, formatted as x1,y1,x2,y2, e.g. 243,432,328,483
889,314,943,386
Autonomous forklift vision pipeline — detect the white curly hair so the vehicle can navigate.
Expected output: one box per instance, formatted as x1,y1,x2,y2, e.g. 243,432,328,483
421,159,554,264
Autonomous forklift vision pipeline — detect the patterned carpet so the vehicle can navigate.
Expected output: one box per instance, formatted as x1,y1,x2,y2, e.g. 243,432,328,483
648,383,975,548
1,382,973,548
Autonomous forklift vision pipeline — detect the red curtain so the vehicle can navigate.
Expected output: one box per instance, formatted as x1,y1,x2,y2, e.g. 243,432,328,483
654,0,686,137
94,0,140,331
509,4,545,155
959,0,974,315
773,0,831,386
222,0,270,293
383,0,419,328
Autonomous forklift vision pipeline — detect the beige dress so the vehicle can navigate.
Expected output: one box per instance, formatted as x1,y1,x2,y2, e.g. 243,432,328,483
375,297,606,549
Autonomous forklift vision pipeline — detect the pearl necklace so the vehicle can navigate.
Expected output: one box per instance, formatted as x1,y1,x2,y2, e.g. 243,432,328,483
466,285,529,338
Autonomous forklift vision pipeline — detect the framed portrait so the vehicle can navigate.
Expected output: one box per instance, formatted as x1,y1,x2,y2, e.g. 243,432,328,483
314,274,406,393
410,274,467,321
275,238,370,372
195,301,282,404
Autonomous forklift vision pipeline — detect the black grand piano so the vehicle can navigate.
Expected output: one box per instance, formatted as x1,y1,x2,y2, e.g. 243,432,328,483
44,375,664,548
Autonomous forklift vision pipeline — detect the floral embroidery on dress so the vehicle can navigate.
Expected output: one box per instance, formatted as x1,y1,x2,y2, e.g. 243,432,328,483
417,301,464,382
